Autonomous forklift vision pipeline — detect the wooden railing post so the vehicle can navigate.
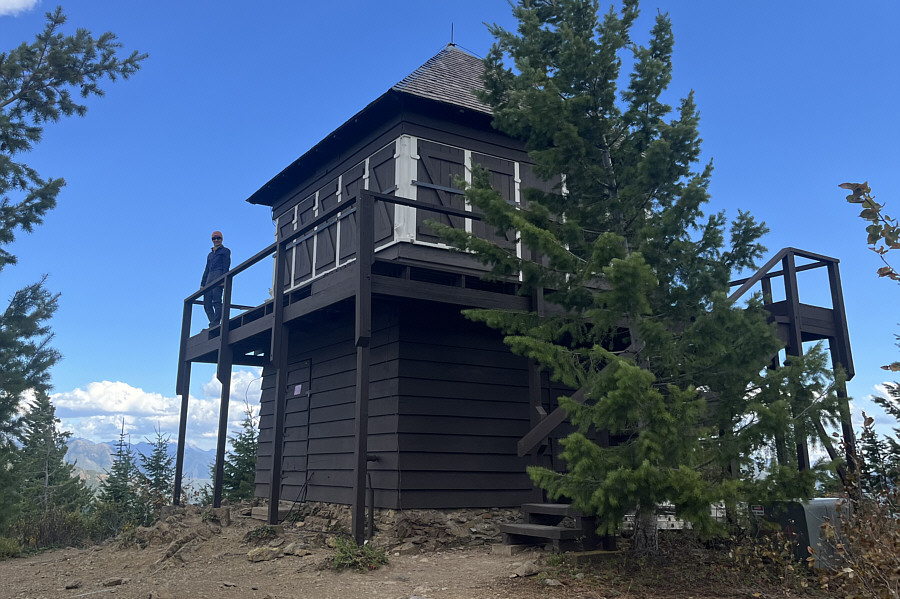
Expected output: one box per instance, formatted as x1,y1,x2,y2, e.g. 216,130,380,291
267,240,289,524
781,252,811,471
828,261,858,483
352,192,374,545
212,273,235,507
173,360,191,505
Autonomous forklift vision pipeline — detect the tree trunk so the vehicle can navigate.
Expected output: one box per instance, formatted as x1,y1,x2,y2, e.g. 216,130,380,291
632,504,658,555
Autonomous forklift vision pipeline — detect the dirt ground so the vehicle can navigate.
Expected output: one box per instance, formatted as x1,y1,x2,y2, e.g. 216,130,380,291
0,506,819,599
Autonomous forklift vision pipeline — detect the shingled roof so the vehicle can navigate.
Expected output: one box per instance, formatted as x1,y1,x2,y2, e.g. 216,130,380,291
392,45,492,114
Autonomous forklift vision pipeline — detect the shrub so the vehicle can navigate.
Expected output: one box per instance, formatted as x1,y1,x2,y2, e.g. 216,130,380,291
330,536,388,571
12,506,91,550
820,492,900,599
0,537,21,560
728,524,814,590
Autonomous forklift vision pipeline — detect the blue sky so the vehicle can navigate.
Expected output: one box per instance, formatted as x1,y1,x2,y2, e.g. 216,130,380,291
1,0,898,449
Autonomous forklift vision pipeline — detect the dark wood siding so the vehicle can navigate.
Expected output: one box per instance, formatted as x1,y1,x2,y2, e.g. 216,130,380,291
395,300,534,508
253,295,577,509
338,162,366,262
471,152,517,251
255,299,401,508
274,143,397,291
519,163,560,265
292,194,316,284
369,144,396,246
415,140,466,243
315,180,339,273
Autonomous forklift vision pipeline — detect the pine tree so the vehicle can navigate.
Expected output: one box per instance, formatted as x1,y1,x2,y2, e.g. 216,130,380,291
440,0,836,554
139,427,175,519
857,413,894,495
0,9,145,512
221,402,259,503
96,423,149,532
9,391,91,547
15,391,91,514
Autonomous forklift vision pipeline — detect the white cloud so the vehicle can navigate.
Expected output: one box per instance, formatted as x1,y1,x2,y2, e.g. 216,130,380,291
51,368,263,450
0,0,39,17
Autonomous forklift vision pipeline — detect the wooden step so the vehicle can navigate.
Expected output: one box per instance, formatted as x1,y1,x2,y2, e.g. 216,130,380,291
499,523,585,541
521,503,581,517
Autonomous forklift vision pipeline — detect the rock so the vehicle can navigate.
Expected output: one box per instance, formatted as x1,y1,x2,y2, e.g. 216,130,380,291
207,507,231,526
268,537,285,547
543,578,563,586
492,544,529,556
222,581,237,587
64,581,81,589
247,546,283,562
393,541,418,555
101,577,130,587
283,542,311,556
448,524,469,538
514,560,540,577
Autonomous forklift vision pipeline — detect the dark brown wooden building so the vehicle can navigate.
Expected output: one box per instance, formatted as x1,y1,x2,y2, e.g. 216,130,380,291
175,46,855,542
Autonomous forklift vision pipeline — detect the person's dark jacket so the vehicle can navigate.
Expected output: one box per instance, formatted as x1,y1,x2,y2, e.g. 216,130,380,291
201,245,231,287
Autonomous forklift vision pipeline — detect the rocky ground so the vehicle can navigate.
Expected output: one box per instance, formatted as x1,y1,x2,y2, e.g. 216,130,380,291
0,504,823,599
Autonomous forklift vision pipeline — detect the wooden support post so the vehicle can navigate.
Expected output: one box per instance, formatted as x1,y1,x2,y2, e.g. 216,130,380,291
175,300,193,397
212,362,232,507
527,284,545,501
782,253,811,471
173,361,191,505
760,276,773,304
352,193,374,545
782,253,803,357
268,241,289,525
828,261,858,482
212,274,235,508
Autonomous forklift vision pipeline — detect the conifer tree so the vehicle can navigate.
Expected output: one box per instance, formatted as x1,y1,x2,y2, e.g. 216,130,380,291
440,0,837,554
8,390,91,547
0,8,146,463
15,391,90,514
97,423,149,531
857,414,896,495
221,402,258,503
139,427,175,518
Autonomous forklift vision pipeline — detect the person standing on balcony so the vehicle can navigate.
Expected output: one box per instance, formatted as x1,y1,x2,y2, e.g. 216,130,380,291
201,230,231,327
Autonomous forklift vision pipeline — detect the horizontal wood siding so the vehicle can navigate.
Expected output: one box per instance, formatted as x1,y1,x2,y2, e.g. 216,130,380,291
395,300,534,508
255,300,401,508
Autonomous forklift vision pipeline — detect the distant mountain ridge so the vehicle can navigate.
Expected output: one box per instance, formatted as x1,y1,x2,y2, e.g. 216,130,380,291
65,438,216,489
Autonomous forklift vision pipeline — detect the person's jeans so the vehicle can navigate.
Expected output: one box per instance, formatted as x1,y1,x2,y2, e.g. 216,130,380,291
203,284,223,325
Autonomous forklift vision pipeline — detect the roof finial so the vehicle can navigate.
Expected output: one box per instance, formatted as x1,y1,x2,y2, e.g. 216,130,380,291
450,23,455,46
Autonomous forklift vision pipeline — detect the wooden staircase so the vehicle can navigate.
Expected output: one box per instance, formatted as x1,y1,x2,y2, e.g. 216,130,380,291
500,503,614,552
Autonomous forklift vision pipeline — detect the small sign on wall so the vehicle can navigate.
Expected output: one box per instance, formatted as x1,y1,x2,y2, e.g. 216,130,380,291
294,384,303,395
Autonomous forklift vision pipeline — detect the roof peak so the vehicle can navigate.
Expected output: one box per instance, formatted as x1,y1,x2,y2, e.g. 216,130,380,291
392,45,491,114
